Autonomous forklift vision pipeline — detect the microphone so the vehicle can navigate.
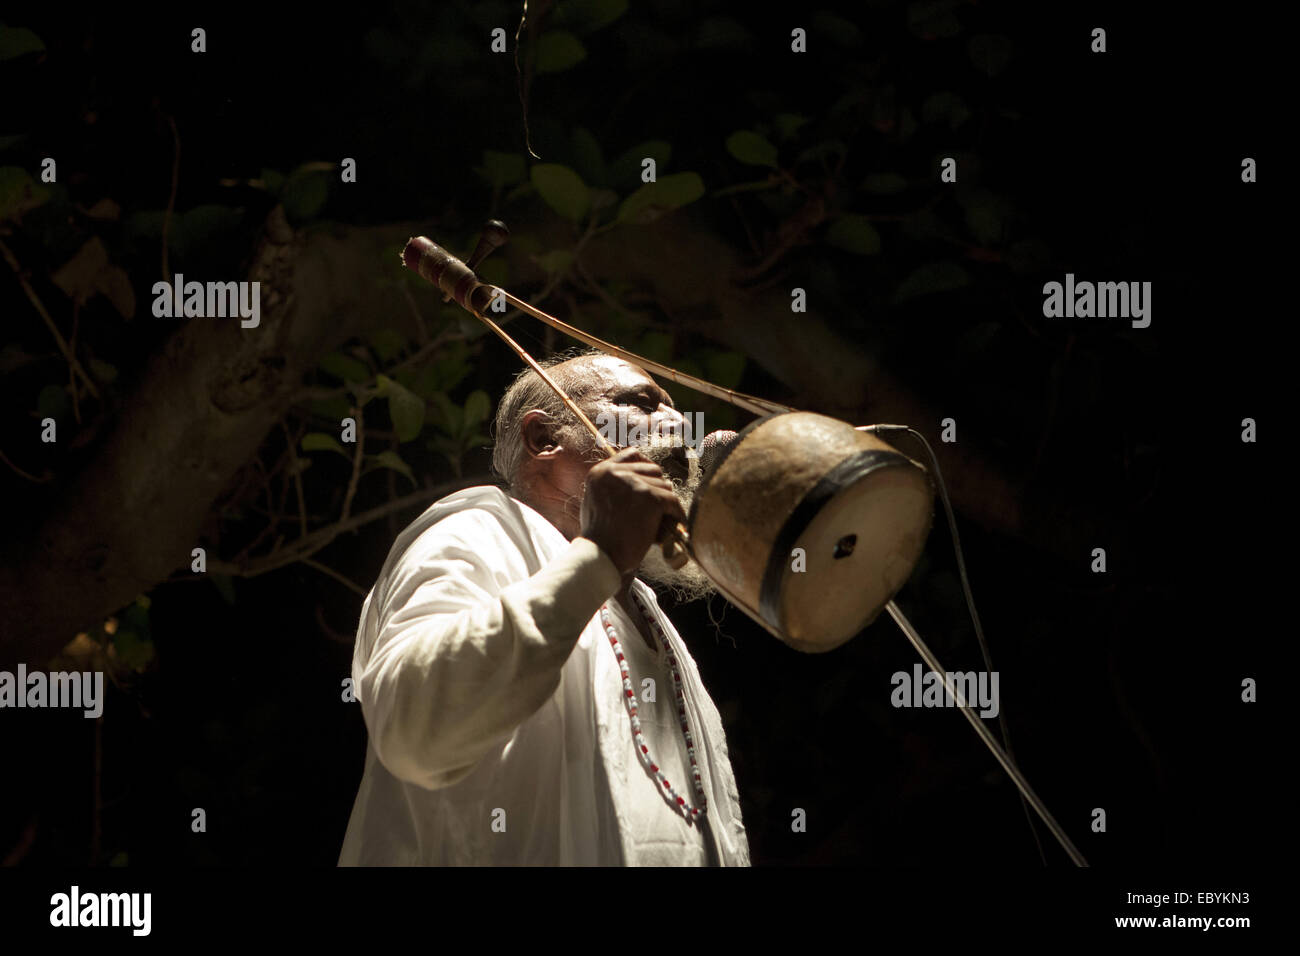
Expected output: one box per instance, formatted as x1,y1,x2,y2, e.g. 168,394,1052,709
697,429,740,479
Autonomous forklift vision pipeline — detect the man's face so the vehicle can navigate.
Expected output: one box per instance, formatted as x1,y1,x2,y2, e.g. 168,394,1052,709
582,356,690,479
558,357,717,602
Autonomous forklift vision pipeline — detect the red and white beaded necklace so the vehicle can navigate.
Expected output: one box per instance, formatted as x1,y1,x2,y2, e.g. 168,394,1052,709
600,589,709,824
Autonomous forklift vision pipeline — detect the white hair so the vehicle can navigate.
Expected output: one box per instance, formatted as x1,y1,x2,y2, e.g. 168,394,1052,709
489,347,604,493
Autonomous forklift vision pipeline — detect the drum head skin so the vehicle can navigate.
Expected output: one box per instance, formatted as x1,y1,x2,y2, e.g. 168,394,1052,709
688,412,933,652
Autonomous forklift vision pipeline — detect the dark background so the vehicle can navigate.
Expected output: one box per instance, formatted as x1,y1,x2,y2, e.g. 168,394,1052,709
0,0,1277,869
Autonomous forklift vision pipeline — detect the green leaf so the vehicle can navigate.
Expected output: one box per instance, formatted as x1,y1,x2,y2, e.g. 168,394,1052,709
502,181,534,204
180,205,243,258
431,392,463,436
302,432,349,456
892,262,971,304
37,384,71,421
113,628,155,672
308,395,353,421
0,165,49,221
87,358,119,386
463,390,490,429
794,139,846,167
536,30,587,74
125,208,167,240
825,215,882,256
968,34,1012,76
534,249,574,276
259,167,285,195
120,601,150,637
280,167,329,221
431,341,471,393
0,25,45,61
921,91,971,131
409,365,443,402
773,113,810,142
368,327,407,363
609,141,671,189
725,131,778,168
319,352,371,382
477,150,526,188
695,16,755,50
531,163,590,222
553,0,629,34
570,127,606,187
372,450,416,486
51,237,109,303
1007,238,1051,274
907,0,963,39
811,12,863,47
961,188,1010,245
862,173,908,195
385,379,426,442
617,172,705,225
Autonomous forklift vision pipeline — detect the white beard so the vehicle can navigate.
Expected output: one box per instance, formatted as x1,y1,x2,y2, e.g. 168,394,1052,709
630,439,718,603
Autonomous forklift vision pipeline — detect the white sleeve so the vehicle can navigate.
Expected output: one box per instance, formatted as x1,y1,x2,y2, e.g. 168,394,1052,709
356,514,621,790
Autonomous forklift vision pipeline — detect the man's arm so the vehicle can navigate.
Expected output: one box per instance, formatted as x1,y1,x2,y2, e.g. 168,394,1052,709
357,517,621,790
357,448,686,791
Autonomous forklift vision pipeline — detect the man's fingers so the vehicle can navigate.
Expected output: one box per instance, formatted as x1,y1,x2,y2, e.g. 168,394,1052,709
619,462,669,476
611,446,650,462
629,473,674,494
648,485,687,522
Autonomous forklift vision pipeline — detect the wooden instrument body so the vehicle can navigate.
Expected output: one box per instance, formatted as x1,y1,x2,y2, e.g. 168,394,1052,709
687,412,934,652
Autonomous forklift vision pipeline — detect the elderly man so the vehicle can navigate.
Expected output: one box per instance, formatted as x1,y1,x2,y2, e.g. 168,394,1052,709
338,350,750,866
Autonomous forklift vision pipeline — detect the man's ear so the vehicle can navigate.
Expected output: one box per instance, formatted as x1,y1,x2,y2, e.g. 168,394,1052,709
520,409,560,458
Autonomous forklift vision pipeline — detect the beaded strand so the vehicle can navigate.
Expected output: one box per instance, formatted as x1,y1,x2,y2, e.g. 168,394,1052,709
600,591,708,824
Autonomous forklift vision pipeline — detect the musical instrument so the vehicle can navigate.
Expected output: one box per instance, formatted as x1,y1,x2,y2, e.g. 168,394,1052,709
401,232,934,651
689,412,933,652
401,221,1087,866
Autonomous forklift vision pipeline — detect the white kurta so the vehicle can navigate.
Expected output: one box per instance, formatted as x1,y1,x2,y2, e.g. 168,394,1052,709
337,485,750,866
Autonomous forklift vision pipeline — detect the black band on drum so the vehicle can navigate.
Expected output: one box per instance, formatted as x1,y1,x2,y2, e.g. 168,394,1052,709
758,448,913,633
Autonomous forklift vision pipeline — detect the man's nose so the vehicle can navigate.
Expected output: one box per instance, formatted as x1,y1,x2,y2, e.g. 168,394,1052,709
653,407,685,439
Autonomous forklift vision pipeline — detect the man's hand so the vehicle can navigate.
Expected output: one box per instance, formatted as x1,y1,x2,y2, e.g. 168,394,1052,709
580,447,686,588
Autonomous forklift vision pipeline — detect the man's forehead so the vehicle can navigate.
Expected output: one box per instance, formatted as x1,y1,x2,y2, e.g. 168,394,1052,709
561,354,658,393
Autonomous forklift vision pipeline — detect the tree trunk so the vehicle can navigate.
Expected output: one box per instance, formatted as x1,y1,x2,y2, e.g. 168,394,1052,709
0,216,419,666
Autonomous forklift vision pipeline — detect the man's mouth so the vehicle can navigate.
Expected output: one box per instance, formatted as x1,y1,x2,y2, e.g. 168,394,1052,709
660,445,689,484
